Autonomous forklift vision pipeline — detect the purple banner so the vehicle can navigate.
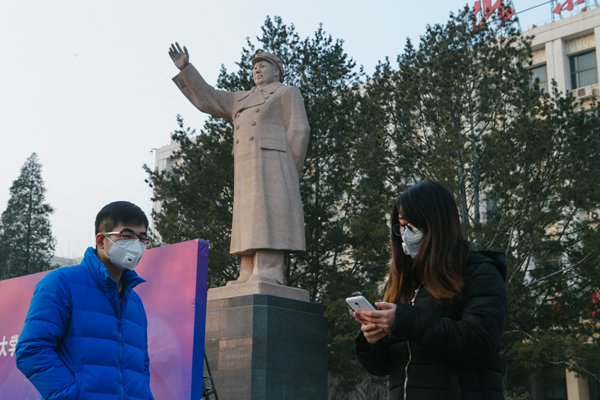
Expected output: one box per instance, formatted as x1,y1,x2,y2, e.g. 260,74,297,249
0,239,209,400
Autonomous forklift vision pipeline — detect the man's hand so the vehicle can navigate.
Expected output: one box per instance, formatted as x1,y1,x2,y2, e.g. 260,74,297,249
169,42,189,71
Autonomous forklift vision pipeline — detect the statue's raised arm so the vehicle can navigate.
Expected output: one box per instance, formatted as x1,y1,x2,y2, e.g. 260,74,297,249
168,42,189,71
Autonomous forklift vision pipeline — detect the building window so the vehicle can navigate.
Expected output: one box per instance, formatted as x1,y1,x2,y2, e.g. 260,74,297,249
569,50,598,89
530,64,548,93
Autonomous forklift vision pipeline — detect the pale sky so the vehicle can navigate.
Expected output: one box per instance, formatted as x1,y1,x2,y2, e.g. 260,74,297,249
0,0,563,258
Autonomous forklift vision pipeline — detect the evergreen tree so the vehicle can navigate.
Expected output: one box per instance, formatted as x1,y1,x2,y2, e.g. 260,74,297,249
145,114,237,286
0,153,55,279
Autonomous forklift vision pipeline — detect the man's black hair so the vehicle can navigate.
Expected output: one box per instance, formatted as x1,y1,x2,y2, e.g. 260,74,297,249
95,201,148,234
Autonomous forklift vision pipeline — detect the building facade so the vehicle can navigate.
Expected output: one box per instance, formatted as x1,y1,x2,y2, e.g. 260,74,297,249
527,4,600,102
151,140,181,216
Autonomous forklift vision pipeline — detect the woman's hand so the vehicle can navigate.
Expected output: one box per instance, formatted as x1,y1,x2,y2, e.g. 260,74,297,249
360,322,387,344
358,302,397,335
354,309,386,344
353,301,397,344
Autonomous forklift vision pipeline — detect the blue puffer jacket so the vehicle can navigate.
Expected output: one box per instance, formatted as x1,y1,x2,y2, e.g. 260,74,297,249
16,247,154,400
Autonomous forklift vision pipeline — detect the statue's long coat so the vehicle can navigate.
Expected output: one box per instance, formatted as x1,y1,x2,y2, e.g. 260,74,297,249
173,64,310,255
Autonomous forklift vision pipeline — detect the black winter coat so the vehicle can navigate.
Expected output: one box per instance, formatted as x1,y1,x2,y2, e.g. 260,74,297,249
356,251,507,400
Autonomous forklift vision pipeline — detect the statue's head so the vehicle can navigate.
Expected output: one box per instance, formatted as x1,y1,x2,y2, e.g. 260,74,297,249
252,52,284,87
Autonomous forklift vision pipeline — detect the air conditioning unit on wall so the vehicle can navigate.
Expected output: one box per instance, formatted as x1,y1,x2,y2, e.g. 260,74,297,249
575,85,599,100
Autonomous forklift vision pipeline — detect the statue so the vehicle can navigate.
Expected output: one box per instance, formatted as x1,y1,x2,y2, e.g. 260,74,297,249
169,43,310,286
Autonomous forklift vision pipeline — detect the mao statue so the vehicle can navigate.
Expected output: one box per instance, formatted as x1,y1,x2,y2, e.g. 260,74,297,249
169,42,310,286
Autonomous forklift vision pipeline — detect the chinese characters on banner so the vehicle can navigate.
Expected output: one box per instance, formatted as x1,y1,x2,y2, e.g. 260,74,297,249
553,0,585,15
0,335,19,357
473,0,515,25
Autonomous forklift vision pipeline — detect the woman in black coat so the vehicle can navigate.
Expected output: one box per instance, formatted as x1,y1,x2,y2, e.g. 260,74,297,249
354,181,507,400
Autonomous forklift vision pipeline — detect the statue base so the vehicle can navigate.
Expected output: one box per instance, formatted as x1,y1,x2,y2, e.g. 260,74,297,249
204,288,328,399
208,281,310,302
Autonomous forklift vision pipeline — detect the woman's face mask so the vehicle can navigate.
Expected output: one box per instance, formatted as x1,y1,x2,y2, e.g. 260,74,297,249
400,223,423,258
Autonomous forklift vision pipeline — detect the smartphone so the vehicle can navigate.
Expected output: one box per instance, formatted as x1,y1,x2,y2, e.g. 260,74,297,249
345,295,376,312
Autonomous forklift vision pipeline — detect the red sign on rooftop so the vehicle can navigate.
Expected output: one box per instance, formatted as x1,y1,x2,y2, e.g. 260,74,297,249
553,0,585,15
473,0,516,24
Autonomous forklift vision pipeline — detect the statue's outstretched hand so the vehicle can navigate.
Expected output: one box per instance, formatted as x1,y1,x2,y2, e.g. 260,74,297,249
169,42,189,71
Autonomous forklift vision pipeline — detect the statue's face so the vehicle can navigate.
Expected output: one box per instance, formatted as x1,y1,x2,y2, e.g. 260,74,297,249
253,61,279,88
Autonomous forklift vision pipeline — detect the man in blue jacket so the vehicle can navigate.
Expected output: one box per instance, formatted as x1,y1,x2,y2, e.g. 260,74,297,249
16,201,154,399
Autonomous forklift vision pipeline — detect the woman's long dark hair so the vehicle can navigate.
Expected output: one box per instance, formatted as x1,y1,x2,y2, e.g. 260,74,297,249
383,181,471,304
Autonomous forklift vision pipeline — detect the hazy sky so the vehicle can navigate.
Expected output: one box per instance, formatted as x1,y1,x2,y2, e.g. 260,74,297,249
0,0,567,258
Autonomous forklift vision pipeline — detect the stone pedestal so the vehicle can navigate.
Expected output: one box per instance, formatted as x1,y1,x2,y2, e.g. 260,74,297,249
204,284,328,400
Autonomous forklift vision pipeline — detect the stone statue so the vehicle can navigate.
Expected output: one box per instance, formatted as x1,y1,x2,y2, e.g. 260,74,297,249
169,43,310,286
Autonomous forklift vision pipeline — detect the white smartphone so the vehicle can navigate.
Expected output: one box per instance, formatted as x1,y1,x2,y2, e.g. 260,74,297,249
345,295,376,312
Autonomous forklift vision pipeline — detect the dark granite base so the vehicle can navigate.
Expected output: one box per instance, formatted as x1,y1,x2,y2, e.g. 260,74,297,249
204,294,328,400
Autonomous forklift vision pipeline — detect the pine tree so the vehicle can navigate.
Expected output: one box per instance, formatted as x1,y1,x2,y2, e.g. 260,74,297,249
145,114,237,286
0,153,55,279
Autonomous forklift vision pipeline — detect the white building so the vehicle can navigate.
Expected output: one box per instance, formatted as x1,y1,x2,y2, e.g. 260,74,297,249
528,4,600,102
151,140,181,216
50,255,80,268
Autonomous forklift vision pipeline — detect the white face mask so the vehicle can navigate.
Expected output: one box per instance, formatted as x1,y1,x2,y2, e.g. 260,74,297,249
401,224,424,258
105,238,145,270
